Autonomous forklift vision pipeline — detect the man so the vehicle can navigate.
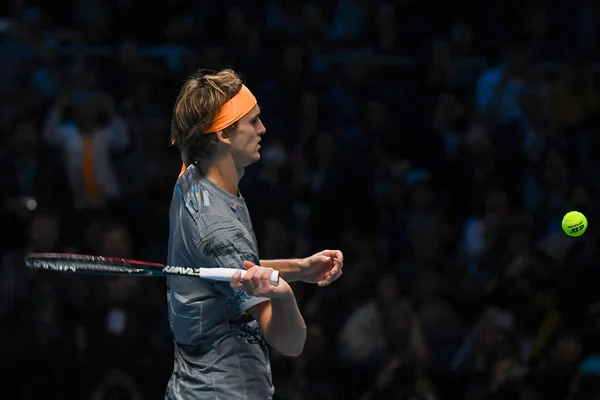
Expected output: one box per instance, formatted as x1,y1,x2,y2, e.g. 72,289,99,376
166,68,344,399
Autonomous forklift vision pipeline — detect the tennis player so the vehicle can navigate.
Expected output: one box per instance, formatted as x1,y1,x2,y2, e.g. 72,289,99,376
166,68,344,399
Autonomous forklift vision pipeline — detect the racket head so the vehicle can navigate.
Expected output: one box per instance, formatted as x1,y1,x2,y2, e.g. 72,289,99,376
24,253,165,277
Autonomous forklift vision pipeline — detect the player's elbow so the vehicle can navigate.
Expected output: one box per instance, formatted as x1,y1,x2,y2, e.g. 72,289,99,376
251,296,307,357
273,325,306,357
282,347,304,357
283,336,307,357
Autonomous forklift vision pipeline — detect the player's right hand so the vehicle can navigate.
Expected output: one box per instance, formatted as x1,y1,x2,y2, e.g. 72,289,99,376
230,261,292,299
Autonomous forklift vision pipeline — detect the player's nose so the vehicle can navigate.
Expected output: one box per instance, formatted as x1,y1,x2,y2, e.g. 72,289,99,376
257,119,266,136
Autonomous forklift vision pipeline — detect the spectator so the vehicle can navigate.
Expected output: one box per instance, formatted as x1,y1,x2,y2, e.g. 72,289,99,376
475,35,532,124
551,59,598,131
452,307,519,373
42,87,130,211
530,328,585,400
0,118,68,251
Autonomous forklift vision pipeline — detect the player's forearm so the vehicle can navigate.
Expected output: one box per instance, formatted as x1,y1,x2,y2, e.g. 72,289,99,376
260,259,303,282
264,291,306,357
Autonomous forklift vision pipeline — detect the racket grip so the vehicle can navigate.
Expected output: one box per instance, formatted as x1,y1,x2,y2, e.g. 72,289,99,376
239,269,280,286
199,267,280,286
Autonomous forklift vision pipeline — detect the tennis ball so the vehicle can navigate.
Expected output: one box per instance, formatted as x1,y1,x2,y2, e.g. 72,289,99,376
562,211,587,237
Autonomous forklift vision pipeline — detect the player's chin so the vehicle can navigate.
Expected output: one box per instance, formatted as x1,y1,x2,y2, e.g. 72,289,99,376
240,153,260,167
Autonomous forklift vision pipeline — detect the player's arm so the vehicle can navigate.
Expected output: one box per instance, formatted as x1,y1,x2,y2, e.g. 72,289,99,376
252,299,306,357
261,249,344,285
231,263,306,356
259,259,303,282
196,218,306,356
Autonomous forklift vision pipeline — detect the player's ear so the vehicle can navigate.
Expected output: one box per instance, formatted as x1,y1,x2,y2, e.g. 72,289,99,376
216,125,238,145
215,129,231,145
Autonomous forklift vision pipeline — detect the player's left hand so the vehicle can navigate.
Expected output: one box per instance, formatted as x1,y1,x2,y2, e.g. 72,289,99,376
299,250,344,287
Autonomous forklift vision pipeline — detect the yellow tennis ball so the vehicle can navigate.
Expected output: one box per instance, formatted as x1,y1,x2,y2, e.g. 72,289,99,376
562,211,587,237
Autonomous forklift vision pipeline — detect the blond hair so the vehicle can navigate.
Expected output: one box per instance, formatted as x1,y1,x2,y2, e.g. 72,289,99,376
171,69,243,163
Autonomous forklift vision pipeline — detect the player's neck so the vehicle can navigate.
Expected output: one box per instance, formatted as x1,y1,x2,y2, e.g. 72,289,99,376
199,156,244,197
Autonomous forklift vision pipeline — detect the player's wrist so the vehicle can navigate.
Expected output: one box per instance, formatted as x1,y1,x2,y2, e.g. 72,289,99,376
290,258,306,282
265,259,304,282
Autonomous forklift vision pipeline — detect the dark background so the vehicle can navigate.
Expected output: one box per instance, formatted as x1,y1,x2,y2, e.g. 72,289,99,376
1,1,600,399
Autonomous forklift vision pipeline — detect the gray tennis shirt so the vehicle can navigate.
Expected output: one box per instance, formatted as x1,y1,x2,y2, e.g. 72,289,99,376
165,164,274,400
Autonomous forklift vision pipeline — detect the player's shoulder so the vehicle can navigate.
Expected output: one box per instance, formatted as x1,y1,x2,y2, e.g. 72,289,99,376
175,165,238,226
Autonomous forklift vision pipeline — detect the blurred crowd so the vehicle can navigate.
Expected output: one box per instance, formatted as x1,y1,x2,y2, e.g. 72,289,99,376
1,1,600,399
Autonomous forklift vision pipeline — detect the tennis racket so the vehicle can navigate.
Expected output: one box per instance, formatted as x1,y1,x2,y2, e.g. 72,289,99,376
24,253,280,285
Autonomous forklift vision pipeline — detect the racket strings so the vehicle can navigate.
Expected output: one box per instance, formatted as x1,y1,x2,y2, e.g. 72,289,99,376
29,260,145,274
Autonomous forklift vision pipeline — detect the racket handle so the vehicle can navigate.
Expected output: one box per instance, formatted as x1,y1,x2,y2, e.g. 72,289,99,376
198,267,280,286
240,269,280,286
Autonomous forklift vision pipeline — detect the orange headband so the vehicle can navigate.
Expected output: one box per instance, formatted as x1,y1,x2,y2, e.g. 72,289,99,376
204,84,257,133
177,84,257,177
